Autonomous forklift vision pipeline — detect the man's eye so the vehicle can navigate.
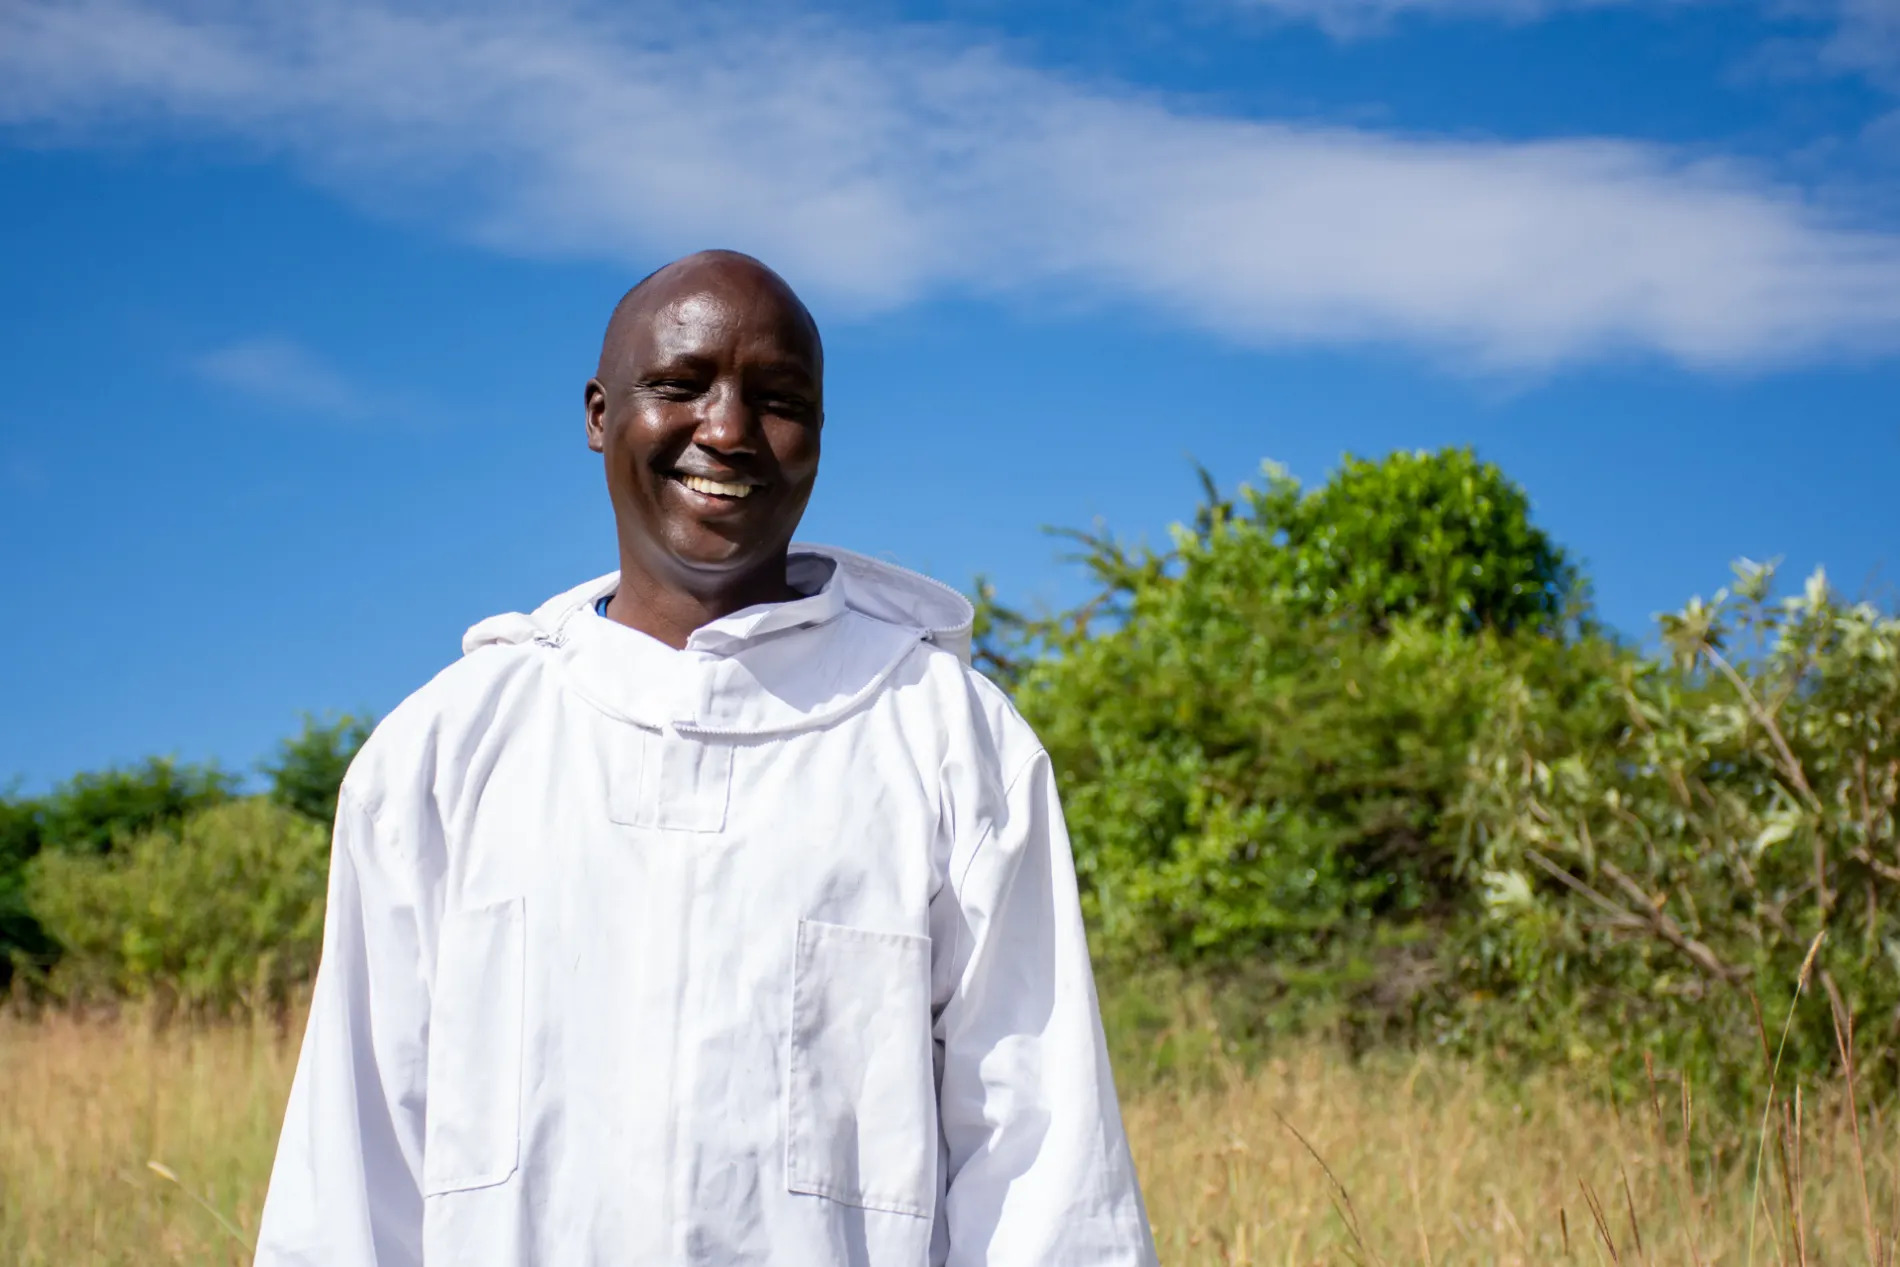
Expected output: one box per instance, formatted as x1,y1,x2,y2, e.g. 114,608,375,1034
651,380,699,399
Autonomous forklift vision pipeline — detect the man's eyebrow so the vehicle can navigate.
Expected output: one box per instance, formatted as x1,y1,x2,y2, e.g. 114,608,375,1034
633,353,718,379
748,359,819,383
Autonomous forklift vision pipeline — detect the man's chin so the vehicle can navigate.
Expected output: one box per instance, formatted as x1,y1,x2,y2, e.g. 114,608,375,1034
654,530,788,584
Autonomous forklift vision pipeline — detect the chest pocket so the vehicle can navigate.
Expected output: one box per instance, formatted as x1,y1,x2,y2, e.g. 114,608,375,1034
424,897,525,1196
786,919,936,1218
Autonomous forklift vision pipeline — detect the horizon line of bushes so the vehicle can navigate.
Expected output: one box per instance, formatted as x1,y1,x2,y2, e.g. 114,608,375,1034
5,446,1896,1127
0,715,371,1004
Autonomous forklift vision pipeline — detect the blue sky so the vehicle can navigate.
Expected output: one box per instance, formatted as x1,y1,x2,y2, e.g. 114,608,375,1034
2,0,1897,792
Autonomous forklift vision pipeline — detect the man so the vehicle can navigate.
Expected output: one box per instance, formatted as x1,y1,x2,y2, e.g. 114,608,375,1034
255,251,1157,1266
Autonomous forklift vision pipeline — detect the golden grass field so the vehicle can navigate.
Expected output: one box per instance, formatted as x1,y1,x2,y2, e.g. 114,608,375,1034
2,1010,1895,1265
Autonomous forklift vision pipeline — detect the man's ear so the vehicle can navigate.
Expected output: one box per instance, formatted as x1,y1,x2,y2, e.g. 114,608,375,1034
584,379,608,453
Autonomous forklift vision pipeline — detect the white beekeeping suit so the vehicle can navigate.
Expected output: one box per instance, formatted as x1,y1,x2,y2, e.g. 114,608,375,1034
256,546,1157,1267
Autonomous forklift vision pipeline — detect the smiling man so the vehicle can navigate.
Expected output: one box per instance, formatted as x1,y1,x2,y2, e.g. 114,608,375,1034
254,251,1157,1267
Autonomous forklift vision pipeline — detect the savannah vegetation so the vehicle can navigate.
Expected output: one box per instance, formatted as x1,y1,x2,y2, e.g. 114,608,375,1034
4,448,1897,1261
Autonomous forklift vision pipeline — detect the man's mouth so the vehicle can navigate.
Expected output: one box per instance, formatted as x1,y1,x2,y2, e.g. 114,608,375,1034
675,473,758,500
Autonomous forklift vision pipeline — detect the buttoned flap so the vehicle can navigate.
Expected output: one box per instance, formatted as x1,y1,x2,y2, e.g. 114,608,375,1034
424,897,524,1196
787,919,936,1218
608,729,733,833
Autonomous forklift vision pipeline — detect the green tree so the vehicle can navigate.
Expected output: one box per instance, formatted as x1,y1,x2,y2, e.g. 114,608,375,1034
1004,449,1605,1037
978,448,1584,680
264,712,373,825
36,757,239,856
1233,448,1581,636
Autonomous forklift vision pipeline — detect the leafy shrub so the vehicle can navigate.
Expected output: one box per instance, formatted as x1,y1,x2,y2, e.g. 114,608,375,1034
1,757,239,986
998,448,1898,1114
34,758,240,857
1457,561,1900,1103
1005,452,1602,1023
24,799,328,1014
1221,448,1581,636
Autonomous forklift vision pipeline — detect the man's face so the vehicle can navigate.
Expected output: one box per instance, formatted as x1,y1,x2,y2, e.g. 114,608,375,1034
586,264,823,592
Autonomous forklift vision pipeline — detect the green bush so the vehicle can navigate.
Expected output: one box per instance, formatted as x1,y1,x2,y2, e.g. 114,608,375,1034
24,798,329,1014
1219,448,1581,636
33,757,240,857
1,757,239,986
1455,561,1900,1104
1003,451,1604,1023
995,448,1898,1114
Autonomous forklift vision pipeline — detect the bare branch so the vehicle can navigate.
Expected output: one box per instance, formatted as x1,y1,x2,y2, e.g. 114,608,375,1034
1598,861,1749,984
1850,847,1900,886
1526,850,1747,983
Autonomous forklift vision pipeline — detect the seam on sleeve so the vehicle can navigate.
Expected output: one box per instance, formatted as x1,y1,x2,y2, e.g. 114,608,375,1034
334,780,369,864
939,745,1053,1016
949,817,998,912
1001,744,1047,800
940,808,1004,1010
335,779,411,881
950,744,1046,898
336,777,385,827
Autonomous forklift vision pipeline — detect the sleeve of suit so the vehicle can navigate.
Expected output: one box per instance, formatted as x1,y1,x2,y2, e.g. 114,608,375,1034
932,748,1158,1266
255,784,434,1267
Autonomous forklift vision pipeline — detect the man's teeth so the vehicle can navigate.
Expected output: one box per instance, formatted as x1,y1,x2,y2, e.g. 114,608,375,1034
679,474,755,499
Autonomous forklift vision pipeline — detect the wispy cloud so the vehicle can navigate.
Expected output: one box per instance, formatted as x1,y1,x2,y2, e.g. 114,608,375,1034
192,337,374,419
1233,0,1899,92
1817,0,1900,88
1223,0,1653,39
5,0,1900,370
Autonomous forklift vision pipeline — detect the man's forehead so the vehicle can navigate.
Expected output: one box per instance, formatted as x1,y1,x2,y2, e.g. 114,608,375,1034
644,291,740,336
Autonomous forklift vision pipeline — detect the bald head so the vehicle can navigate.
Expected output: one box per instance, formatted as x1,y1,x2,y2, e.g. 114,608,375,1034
597,250,822,387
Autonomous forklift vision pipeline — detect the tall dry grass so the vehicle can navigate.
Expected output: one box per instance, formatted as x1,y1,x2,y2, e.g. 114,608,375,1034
0,1012,294,1266
1129,1046,1898,1265
2,1010,1896,1265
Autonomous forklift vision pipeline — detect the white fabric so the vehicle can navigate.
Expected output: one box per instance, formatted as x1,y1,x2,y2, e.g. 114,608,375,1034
255,545,1156,1267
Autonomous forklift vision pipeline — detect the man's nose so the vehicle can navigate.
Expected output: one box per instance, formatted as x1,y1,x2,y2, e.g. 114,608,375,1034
693,382,756,453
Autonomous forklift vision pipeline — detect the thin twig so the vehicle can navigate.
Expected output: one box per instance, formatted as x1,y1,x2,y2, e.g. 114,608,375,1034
1702,646,1821,813
1702,644,1831,917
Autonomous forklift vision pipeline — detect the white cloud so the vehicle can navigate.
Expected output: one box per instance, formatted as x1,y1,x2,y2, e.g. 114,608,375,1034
1239,0,1899,97
5,0,1900,370
192,337,374,419
1221,0,1900,109
1223,0,1650,39
1818,0,1900,88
